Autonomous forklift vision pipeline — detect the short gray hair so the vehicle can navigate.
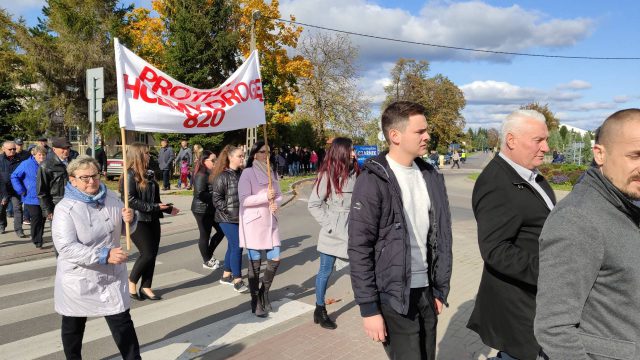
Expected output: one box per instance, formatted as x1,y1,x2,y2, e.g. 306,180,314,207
67,156,99,177
31,145,47,155
501,109,546,146
2,141,16,149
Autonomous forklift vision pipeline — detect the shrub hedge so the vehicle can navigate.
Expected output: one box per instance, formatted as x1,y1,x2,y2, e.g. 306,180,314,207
538,163,589,185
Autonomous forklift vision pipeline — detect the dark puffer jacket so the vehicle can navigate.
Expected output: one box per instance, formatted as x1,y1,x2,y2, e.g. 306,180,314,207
37,155,68,217
212,168,241,223
0,154,23,199
191,170,213,215
348,152,453,317
120,169,165,222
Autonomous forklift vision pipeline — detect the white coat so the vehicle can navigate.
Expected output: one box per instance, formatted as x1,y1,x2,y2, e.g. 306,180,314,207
52,190,136,317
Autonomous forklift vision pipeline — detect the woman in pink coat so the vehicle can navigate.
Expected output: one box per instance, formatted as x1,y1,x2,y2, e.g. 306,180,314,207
239,141,282,317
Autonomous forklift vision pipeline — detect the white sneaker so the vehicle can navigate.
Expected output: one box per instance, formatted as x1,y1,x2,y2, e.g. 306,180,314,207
203,258,220,270
233,280,249,293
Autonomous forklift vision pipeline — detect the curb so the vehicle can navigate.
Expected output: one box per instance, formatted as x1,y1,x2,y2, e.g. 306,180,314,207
281,177,316,207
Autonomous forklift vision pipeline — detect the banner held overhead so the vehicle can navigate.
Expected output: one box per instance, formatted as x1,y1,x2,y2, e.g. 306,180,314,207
114,38,265,133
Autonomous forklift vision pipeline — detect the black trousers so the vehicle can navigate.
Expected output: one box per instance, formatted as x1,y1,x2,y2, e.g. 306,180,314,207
0,194,23,232
25,204,44,245
61,309,140,360
129,219,161,289
161,168,171,189
381,287,438,360
193,212,225,263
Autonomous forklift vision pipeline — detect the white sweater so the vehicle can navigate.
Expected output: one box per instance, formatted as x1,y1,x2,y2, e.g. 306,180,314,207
386,155,431,288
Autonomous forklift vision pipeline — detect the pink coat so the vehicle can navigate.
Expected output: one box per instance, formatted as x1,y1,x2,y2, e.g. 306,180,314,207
238,167,282,250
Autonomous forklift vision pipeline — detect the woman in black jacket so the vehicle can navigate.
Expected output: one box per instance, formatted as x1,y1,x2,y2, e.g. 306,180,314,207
191,150,225,270
120,143,178,301
211,145,248,293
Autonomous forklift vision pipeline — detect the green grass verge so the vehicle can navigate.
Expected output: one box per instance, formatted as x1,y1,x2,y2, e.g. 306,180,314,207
103,174,316,195
467,172,573,192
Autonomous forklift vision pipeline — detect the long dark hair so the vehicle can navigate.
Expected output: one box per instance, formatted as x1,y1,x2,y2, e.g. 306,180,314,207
246,141,276,174
315,137,359,196
194,150,213,175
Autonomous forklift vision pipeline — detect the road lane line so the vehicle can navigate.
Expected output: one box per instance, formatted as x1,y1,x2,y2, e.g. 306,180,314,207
0,268,201,326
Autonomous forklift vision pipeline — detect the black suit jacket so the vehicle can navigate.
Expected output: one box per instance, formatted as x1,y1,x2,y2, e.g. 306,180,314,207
467,154,555,360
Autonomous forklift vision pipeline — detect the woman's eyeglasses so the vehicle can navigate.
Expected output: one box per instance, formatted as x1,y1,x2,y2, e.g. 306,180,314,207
74,174,101,183
257,150,267,154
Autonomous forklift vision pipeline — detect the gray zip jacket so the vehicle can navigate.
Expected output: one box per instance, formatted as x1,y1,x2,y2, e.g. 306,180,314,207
308,171,357,259
535,168,640,360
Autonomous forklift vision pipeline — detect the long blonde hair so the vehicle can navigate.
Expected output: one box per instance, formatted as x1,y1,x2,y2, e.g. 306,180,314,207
193,144,203,163
124,142,149,190
211,145,239,179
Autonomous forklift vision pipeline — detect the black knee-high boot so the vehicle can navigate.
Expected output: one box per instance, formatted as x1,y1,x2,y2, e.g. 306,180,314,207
260,260,280,312
248,259,266,317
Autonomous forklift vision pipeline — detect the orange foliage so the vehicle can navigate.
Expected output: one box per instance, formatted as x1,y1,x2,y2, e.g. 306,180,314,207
237,0,312,124
123,7,165,67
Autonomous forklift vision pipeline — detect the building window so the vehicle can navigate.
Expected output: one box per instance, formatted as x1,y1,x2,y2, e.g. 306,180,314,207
68,126,80,142
135,132,148,143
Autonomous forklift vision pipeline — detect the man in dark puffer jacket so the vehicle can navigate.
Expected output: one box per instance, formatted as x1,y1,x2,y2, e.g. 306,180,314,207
348,101,453,360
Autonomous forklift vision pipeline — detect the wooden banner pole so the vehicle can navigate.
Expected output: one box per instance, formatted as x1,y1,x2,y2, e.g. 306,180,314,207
120,127,131,251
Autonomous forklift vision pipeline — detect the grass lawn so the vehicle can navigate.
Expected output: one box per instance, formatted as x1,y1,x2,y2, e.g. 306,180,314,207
103,174,317,195
467,172,573,192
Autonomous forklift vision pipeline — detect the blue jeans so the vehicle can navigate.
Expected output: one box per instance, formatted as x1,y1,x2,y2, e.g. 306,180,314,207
493,352,519,360
220,223,243,278
247,247,280,261
315,252,336,306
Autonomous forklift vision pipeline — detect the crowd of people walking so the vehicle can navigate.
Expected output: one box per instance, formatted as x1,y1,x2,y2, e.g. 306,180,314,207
2,101,640,359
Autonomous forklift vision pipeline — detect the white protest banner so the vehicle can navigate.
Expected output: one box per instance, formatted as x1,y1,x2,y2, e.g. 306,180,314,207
114,38,265,133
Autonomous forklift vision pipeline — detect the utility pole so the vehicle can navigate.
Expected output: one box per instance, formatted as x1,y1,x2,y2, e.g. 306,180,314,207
245,9,261,153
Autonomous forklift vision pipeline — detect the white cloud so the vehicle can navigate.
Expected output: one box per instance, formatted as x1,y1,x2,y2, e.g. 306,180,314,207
460,80,543,104
281,0,594,63
557,80,591,90
613,95,630,103
555,102,617,111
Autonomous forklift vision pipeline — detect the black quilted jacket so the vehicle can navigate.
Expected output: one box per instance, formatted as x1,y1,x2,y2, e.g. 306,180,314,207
211,168,242,223
191,170,213,214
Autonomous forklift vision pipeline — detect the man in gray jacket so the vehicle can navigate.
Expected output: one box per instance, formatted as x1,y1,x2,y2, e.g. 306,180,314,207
158,138,174,191
535,108,640,359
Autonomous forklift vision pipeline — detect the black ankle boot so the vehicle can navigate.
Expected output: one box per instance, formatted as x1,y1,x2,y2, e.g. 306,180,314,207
260,260,280,312
313,304,337,329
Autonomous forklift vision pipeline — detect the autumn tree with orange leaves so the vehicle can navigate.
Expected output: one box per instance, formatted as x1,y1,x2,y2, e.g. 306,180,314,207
236,0,312,129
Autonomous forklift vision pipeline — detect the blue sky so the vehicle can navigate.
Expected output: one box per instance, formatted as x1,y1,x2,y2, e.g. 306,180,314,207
4,0,639,130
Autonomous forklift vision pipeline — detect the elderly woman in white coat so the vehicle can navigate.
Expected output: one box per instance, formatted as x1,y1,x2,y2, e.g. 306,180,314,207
307,137,359,329
52,156,140,360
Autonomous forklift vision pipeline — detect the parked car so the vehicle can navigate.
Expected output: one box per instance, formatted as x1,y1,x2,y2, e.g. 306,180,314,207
106,150,160,180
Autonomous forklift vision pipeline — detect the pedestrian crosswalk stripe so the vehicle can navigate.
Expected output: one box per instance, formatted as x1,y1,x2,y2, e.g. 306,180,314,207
0,257,57,276
0,268,201,326
0,261,163,298
0,280,241,359
121,298,315,360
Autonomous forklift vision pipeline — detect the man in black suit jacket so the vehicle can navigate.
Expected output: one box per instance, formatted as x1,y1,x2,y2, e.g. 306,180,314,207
467,110,556,360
